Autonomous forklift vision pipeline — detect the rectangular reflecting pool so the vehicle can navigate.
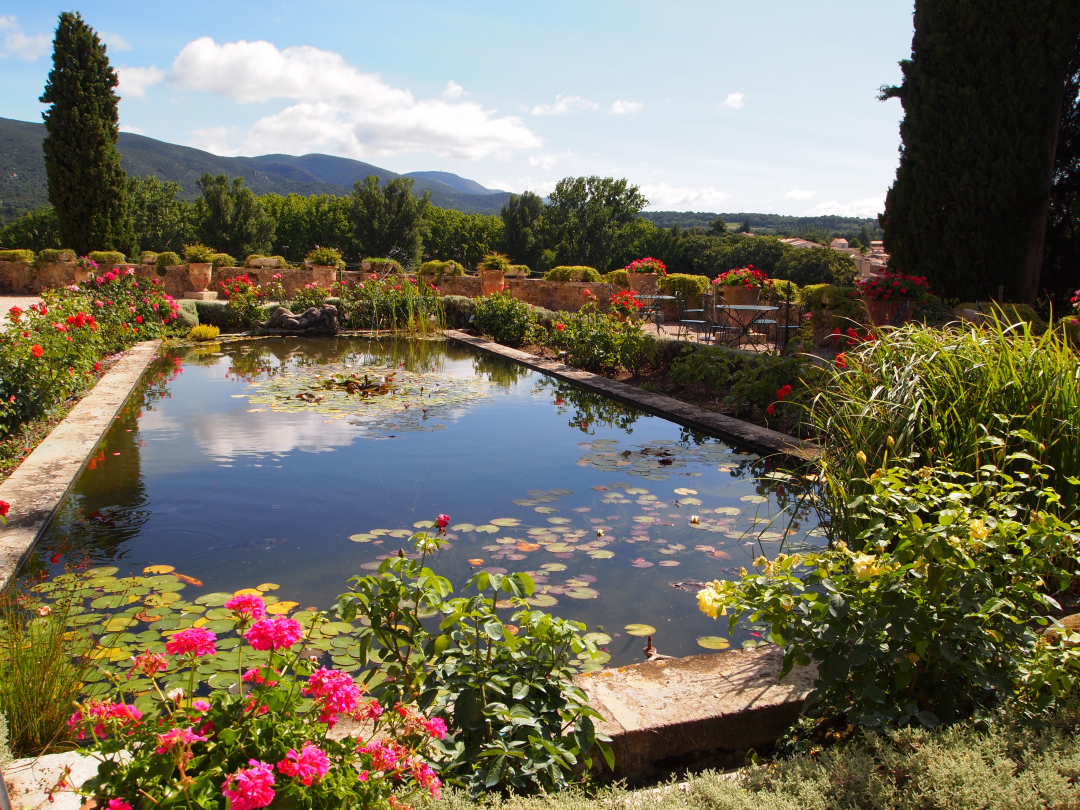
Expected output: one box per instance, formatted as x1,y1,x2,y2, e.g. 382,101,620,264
24,336,822,669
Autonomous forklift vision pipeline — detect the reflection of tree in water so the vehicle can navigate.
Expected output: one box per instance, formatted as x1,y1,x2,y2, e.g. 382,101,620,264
534,377,642,434
28,355,185,574
473,352,531,389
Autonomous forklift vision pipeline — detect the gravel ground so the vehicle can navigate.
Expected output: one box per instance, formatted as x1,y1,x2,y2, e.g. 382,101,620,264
0,295,42,330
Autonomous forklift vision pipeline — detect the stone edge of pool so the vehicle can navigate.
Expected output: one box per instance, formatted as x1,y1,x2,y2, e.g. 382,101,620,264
445,330,819,462
0,340,162,592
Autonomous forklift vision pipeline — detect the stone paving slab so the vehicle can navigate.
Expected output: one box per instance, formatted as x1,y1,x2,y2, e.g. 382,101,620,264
0,295,42,331
445,330,818,461
575,646,814,782
0,341,161,590
5,750,102,810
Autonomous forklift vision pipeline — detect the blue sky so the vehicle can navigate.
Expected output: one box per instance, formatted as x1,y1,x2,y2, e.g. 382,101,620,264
0,1,915,216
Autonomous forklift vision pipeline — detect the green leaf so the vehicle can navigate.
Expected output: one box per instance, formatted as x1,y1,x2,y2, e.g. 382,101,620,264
484,755,507,787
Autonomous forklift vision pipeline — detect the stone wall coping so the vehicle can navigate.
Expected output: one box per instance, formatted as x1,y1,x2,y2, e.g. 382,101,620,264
0,341,161,591
445,330,818,461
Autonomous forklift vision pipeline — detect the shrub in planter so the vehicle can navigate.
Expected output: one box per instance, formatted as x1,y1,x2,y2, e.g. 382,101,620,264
473,291,536,347
543,266,601,282
155,251,181,276
623,256,667,276
307,246,343,267
419,260,466,285
139,250,157,265
88,250,128,266
0,249,35,264
478,252,512,272
184,244,215,263
602,269,630,287
507,264,531,278
364,258,405,273
35,248,76,264
658,273,710,300
211,252,237,270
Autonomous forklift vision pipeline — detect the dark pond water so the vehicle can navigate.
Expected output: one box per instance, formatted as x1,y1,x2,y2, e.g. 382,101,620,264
24,336,822,669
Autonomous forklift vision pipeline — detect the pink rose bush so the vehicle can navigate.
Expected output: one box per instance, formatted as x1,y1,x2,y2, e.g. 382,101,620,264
71,591,444,810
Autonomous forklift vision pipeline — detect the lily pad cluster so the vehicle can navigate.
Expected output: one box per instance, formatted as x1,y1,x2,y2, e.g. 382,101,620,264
576,438,755,480
241,361,491,434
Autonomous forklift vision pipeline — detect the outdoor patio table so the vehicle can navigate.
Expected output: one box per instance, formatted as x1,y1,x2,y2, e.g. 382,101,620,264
713,303,779,348
636,294,675,332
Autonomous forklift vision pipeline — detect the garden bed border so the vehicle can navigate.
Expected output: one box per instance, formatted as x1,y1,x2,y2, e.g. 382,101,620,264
0,340,161,591
445,330,818,462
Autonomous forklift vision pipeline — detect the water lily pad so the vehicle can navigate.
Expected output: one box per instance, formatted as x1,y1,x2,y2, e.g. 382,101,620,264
491,518,521,527
208,672,240,690
658,560,680,567
740,495,768,504
195,592,234,606
584,632,612,645
587,550,615,559
527,594,558,607
679,498,703,506
143,565,175,575
475,525,499,534
91,594,132,609
534,507,558,514
624,623,656,637
673,488,698,496
541,563,567,572
630,560,654,568
266,601,298,615
451,524,476,532
632,516,656,524
568,588,598,599
545,543,575,553
388,529,412,538
512,499,539,506
413,520,436,529
350,534,377,543
696,636,731,650
547,517,571,525
87,566,120,577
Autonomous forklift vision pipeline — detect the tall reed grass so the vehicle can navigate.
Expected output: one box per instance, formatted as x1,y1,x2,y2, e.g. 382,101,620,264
0,574,98,756
810,312,1080,528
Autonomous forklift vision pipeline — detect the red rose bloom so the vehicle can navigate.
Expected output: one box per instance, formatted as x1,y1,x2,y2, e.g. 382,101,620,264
32,344,43,358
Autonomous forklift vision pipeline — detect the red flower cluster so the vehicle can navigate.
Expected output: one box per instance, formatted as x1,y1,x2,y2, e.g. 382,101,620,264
623,257,667,276
220,275,260,298
609,290,644,317
855,272,932,301
831,326,876,347
713,265,774,291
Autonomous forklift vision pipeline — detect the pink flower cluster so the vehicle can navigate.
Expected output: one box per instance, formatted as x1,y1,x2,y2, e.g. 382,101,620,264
165,627,217,657
128,651,168,678
225,593,267,621
155,726,208,755
223,760,276,810
243,667,279,687
276,743,331,786
67,701,143,740
357,741,441,799
245,616,303,651
302,667,361,726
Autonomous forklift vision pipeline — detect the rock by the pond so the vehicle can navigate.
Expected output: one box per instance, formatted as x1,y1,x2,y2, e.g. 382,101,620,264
258,304,338,335
1044,612,1080,644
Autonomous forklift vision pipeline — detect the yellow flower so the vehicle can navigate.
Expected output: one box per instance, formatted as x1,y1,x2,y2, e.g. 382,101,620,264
852,552,890,580
906,652,920,664
969,520,989,542
739,567,748,577
697,582,727,619
856,451,868,466
917,466,933,480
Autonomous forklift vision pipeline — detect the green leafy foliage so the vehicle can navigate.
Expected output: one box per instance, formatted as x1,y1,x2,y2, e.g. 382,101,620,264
261,192,352,263
419,260,466,285
336,276,443,333
473,292,537,347
699,461,1080,728
195,173,276,259
336,533,611,794
87,250,126,265
542,177,647,272
478,252,512,271
0,206,62,251
657,273,710,299
352,175,430,269
542,266,601,282
669,345,807,416
210,253,236,270
36,248,76,264
155,251,180,274
307,246,343,266
187,324,220,341
424,206,504,269
0,249,34,263
41,12,134,256
184,243,215,263
127,175,196,254
219,274,264,328
539,305,652,374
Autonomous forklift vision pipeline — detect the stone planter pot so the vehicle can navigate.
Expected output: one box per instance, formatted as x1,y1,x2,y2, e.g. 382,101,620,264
187,262,212,292
479,268,505,296
311,265,338,288
717,285,760,306
629,273,659,293
863,295,913,327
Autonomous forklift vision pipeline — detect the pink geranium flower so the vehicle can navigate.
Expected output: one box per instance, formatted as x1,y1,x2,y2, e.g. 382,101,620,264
303,667,360,726
165,627,216,657
107,800,132,810
423,717,447,739
155,726,208,755
245,616,303,651
225,593,267,621
277,743,331,786
223,760,276,810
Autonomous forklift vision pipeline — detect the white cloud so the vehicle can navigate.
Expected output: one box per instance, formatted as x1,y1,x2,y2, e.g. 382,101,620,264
640,183,730,210
530,94,599,116
783,189,815,200
719,92,745,110
118,66,165,99
527,150,569,170
119,123,145,135
610,100,644,115
0,15,50,62
486,177,559,197
442,80,465,100
169,38,540,160
803,197,885,218
186,125,243,155
100,31,132,51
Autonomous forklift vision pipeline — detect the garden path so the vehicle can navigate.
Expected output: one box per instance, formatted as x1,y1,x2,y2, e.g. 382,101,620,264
0,295,42,330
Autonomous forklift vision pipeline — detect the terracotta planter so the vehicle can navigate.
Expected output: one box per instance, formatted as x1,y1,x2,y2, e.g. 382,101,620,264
479,268,505,296
628,273,659,293
311,265,337,288
187,262,212,292
717,285,760,306
863,295,913,327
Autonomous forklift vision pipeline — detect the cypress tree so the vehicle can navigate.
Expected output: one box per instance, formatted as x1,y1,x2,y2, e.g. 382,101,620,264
880,1,1080,303
40,12,134,257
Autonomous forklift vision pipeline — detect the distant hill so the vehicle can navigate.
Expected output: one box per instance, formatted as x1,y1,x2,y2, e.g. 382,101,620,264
0,116,513,225
639,210,882,237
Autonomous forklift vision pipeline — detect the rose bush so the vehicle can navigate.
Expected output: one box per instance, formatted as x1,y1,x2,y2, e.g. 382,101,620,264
0,265,180,435
71,591,444,810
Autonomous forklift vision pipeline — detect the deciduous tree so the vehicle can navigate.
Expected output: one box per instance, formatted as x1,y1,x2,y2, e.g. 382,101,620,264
195,174,276,257
350,176,429,268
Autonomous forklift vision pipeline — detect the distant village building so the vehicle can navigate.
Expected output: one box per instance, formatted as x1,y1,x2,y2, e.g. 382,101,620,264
830,238,849,249
778,237,819,249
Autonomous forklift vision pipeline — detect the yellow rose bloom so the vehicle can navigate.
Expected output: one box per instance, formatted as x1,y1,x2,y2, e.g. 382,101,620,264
969,519,989,542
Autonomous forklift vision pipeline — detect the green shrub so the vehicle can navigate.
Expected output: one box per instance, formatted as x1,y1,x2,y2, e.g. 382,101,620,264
174,299,199,329
810,314,1080,510
540,308,654,374
244,253,266,266
193,299,232,330
473,291,536,346
210,252,237,270
601,269,630,287
478,251,512,272
698,460,1080,729
440,295,475,329
954,301,1048,333
290,282,331,312
419,260,466,284
35,248,75,264
765,278,800,304
307,246,342,266
0,248,34,263
155,251,181,275
658,272,710,300
507,264,531,278
139,250,156,264
544,266,601,282
184,243,215,263
669,344,807,417
187,324,220,341
269,255,292,269
88,250,127,265
365,257,405,273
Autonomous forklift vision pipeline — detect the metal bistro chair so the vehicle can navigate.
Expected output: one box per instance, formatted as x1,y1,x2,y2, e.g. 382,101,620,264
675,290,709,342
773,284,802,353
637,278,665,333
706,290,741,345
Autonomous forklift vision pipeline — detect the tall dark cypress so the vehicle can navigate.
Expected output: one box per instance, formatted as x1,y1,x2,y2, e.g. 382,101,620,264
880,1,1080,303
40,12,134,256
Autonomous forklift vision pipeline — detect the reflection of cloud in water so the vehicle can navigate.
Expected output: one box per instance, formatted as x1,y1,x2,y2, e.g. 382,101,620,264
193,411,360,459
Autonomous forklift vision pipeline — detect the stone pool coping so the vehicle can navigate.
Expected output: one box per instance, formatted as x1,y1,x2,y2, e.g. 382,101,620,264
0,340,162,591
445,330,819,462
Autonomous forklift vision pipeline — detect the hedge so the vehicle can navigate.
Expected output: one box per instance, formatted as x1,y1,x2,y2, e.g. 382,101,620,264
87,251,127,265
544,266,601,282
0,249,34,263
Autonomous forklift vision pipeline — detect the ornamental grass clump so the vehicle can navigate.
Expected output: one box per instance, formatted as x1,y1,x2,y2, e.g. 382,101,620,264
810,312,1080,514
71,590,445,810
